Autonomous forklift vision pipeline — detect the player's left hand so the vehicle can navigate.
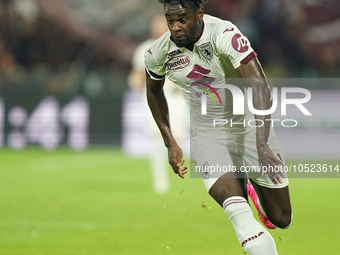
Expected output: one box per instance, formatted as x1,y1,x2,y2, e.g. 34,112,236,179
257,144,285,185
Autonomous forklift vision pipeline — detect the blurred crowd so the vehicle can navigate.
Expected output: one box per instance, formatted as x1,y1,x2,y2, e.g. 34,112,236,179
0,0,158,98
0,0,339,98
204,0,340,78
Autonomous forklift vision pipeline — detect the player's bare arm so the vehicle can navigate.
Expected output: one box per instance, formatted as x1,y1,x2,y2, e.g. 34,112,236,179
146,73,187,178
236,58,285,184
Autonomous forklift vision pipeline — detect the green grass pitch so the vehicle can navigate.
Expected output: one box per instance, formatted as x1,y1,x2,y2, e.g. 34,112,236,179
0,147,339,254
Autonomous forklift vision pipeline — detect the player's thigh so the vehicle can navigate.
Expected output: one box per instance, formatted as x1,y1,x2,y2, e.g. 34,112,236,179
242,129,291,216
242,127,289,189
194,140,247,206
250,180,292,228
209,172,248,206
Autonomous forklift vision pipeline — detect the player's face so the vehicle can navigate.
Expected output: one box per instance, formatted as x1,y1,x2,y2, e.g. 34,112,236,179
164,3,203,48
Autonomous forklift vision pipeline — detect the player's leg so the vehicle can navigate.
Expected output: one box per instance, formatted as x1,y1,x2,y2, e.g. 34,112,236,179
208,173,279,255
245,127,292,229
208,171,247,205
196,143,248,203
197,148,278,254
195,138,279,254
247,181,276,229
249,180,292,229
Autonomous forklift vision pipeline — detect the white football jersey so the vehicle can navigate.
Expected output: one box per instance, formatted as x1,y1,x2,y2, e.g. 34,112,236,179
144,14,257,136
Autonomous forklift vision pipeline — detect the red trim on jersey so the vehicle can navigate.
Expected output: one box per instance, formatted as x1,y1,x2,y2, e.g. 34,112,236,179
241,51,257,65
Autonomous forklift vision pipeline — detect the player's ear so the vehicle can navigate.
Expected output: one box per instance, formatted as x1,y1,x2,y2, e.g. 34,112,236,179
197,6,204,21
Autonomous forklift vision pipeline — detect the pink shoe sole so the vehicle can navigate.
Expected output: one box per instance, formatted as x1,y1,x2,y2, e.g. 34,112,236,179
247,182,276,229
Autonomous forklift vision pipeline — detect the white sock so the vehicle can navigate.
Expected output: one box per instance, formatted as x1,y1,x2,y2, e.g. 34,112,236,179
223,196,278,255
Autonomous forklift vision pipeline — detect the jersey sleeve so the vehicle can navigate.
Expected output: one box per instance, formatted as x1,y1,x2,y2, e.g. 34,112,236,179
215,22,256,69
144,45,166,81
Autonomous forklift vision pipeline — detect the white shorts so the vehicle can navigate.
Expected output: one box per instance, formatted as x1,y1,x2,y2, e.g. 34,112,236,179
193,127,289,191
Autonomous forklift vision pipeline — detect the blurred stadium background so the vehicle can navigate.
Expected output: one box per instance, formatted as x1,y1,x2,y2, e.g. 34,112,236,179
0,0,339,254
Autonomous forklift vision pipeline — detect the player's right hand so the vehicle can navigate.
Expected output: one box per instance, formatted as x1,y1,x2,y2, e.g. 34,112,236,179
258,144,285,185
168,144,187,179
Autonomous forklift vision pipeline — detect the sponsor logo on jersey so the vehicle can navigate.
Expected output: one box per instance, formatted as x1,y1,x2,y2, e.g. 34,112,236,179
167,49,181,58
223,27,234,33
231,33,249,53
198,42,214,60
166,55,191,70
147,49,152,55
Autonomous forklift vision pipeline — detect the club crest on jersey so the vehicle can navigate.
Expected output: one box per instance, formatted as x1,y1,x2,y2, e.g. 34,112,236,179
166,55,191,70
198,42,214,60
232,33,249,53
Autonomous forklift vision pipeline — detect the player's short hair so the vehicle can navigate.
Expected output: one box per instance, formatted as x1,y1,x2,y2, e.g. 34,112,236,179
157,0,207,10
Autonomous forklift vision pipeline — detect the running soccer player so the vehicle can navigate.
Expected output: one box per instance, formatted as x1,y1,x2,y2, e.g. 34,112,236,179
144,1,292,254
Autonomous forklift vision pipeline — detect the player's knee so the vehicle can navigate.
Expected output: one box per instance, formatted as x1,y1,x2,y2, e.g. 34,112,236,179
209,187,229,206
271,212,292,229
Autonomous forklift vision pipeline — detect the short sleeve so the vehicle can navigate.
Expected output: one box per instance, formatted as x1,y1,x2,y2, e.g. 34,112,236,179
144,46,166,81
215,22,256,69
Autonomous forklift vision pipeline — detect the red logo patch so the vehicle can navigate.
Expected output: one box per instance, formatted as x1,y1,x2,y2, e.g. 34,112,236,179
231,33,249,53
147,49,152,55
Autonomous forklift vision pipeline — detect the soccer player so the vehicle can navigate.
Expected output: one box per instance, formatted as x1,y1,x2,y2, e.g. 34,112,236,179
144,1,292,254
